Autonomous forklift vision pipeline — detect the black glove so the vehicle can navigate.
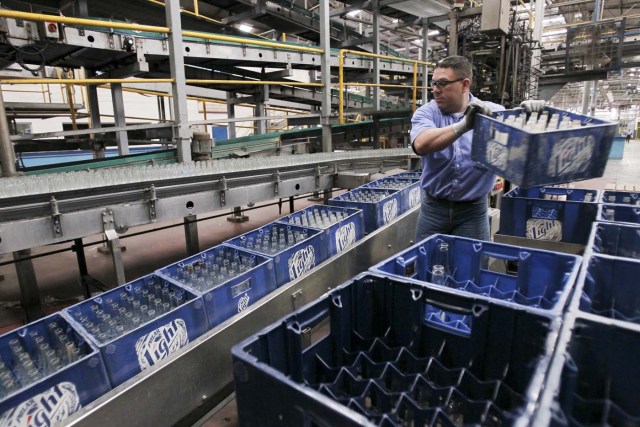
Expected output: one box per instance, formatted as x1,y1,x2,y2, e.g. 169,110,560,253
452,101,492,137
520,100,545,113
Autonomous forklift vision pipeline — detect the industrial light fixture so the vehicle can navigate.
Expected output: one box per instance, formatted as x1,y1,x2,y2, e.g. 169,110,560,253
238,24,253,32
428,30,440,36
347,9,361,16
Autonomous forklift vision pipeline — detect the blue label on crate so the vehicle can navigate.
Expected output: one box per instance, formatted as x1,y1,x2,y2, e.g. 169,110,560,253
288,245,316,281
335,223,357,253
532,206,559,220
382,199,399,224
548,135,594,177
409,187,421,208
526,218,562,241
135,319,189,370
0,382,81,427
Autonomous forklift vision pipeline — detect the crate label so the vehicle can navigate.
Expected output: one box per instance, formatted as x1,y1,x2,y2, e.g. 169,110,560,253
526,218,562,241
288,245,316,280
547,135,595,177
335,222,357,253
486,139,508,169
237,293,250,312
382,199,398,224
408,187,421,207
0,382,80,427
136,319,189,370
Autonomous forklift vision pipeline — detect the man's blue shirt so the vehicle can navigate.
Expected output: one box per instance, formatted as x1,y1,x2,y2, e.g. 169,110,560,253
410,94,504,201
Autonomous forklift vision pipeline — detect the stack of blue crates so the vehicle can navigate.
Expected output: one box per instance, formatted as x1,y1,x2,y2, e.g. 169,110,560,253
0,313,111,423
232,272,561,426
499,186,600,244
275,205,365,257
362,177,422,212
64,273,208,387
329,188,404,234
156,244,277,329
472,106,617,187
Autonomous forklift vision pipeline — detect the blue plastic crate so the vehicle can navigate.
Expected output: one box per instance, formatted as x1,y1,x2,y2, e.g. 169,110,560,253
225,223,328,287
598,203,640,225
535,315,640,426
363,177,422,212
588,221,640,260
391,171,421,180
499,186,599,244
156,244,277,329
0,313,110,425
370,234,581,314
64,274,208,387
329,188,404,234
472,106,617,187
601,190,640,205
576,254,640,325
232,272,559,426
276,205,365,257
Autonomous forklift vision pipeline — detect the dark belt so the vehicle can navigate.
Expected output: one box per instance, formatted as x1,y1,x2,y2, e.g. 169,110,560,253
426,193,483,205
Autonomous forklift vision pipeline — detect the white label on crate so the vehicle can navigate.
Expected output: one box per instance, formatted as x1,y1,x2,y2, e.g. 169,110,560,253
382,199,398,224
408,187,421,207
237,293,250,312
335,222,357,253
526,218,563,241
548,135,595,177
136,319,189,370
0,382,80,427
288,245,316,281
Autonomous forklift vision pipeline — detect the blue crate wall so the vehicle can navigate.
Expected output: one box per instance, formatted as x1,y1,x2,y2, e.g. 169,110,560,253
391,171,421,180
362,178,422,212
329,188,404,234
598,204,640,225
64,274,208,387
601,190,640,205
232,273,559,426
576,254,640,325
588,221,640,260
225,223,328,287
156,244,277,329
535,315,640,426
471,106,617,188
499,186,599,244
0,313,110,425
371,234,581,314
275,205,365,257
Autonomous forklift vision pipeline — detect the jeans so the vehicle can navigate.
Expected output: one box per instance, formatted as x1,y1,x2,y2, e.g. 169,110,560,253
415,194,490,242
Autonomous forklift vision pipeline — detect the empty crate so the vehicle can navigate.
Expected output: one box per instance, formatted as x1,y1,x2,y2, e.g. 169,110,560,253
499,186,599,244
232,273,559,426
536,316,640,426
225,223,328,287
156,244,277,329
598,204,640,225
601,190,640,205
371,234,581,314
329,188,404,234
276,205,365,257
64,274,208,387
363,177,421,212
577,254,640,325
588,221,640,260
472,106,616,187
0,313,110,425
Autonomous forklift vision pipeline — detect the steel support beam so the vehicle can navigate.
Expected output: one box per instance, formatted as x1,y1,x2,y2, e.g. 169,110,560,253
165,0,192,163
320,0,333,152
0,90,16,176
73,238,91,299
86,69,105,159
14,249,43,322
110,83,129,156
226,92,237,139
184,214,200,256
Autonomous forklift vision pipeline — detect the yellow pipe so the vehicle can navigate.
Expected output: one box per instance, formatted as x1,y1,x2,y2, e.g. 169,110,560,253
0,10,170,33
182,30,324,53
185,79,324,87
412,62,418,112
339,51,345,124
518,0,534,29
0,78,174,85
194,0,199,16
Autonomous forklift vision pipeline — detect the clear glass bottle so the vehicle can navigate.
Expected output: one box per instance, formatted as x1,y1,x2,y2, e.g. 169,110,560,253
436,241,450,275
431,265,446,286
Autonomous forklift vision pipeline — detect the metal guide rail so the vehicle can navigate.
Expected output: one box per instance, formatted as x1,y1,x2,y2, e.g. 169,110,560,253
62,205,420,427
0,150,413,254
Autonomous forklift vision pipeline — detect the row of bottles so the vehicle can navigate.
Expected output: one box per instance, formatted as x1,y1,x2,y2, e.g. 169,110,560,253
339,190,394,203
285,208,348,229
367,180,413,190
499,112,584,132
0,323,84,398
236,225,309,255
71,278,186,343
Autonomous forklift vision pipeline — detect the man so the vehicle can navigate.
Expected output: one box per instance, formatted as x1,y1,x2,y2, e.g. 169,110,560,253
410,56,543,241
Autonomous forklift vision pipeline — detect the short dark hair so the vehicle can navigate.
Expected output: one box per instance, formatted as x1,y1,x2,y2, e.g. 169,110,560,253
436,56,472,80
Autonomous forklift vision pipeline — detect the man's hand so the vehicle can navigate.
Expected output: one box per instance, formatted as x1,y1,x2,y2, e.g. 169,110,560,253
451,101,492,137
520,100,546,113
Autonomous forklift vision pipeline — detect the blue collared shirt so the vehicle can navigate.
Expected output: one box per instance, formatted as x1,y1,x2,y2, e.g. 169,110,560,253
410,94,504,201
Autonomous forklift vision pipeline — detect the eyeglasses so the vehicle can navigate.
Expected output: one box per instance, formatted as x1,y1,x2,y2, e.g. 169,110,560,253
430,78,465,89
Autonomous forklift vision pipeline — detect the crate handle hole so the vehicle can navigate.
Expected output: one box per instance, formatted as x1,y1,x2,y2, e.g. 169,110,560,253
411,288,423,301
301,315,330,350
481,255,519,277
